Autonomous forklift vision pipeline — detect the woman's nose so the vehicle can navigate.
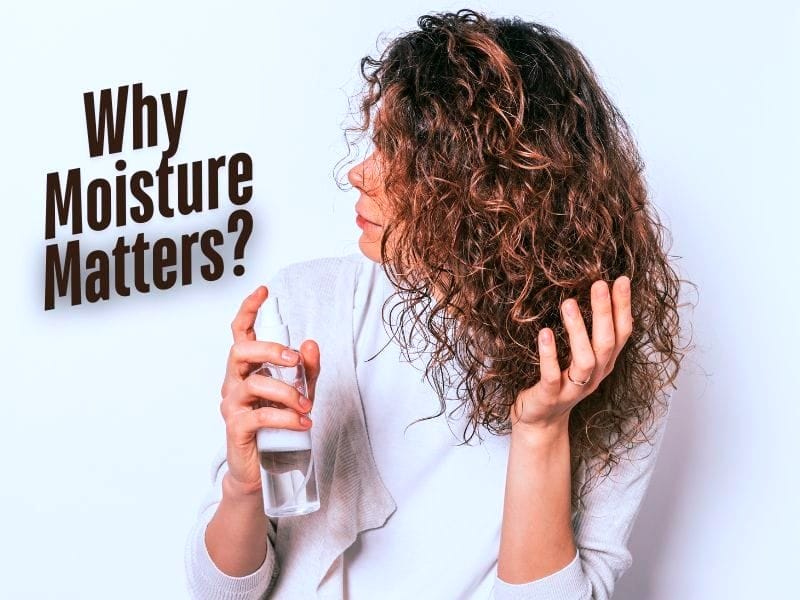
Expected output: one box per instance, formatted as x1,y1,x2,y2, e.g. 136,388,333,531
348,160,365,190
348,153,375,192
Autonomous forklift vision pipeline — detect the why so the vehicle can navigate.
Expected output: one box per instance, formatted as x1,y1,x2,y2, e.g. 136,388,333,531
83,82,188,159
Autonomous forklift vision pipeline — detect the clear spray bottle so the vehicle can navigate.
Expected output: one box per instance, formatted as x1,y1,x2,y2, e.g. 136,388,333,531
253,295,320,517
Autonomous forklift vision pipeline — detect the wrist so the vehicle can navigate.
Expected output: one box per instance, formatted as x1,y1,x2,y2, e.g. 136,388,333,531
222,471,264,501
511,415,570,450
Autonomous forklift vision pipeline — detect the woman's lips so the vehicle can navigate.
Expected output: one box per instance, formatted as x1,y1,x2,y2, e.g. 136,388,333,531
355,204,382,228
356,213,381,229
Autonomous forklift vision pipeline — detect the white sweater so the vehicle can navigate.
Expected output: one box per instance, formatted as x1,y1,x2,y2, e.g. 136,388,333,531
344,252,513,598
184,252,672,600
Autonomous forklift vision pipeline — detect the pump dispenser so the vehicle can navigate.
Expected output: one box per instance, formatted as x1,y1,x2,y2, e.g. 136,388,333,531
253,294,320,517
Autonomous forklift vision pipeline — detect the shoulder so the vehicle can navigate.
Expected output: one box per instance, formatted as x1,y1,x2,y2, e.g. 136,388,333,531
266,253,373,319
269,252,366,293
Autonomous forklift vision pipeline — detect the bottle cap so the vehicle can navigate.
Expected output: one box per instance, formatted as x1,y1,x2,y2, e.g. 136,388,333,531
255,295,290,346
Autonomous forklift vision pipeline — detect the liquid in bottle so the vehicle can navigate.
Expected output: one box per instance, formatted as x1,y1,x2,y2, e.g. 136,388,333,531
253,295,320,517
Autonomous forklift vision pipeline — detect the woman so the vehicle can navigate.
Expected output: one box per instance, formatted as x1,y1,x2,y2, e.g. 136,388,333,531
185,9,690,599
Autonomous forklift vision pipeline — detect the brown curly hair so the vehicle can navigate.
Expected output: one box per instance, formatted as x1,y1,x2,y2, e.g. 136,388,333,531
336,8,695,512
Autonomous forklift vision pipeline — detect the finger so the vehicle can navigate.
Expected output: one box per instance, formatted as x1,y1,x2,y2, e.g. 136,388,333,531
560,297,596,393
227,405,312,445
230,286,268,344
226,339,302,381
223,373,311,419
538,328,562,398
589,280,616,376
297,339,321,405
609,275,633,365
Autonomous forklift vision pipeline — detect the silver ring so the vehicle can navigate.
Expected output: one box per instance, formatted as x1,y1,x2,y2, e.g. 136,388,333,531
567,366,592,386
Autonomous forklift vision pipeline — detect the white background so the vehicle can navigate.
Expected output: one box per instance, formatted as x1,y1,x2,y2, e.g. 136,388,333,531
1,1,797,598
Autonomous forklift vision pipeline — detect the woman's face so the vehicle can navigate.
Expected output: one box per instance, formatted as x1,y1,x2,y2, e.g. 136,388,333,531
348,148,448,308
348,150,390,263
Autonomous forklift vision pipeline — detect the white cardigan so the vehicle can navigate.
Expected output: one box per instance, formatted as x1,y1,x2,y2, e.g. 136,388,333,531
184,252,672,599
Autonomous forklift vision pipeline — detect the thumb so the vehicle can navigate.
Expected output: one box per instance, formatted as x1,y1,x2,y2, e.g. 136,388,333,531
298,339,321,403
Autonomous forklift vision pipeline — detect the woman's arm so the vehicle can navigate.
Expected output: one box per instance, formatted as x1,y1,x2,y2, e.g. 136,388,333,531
205,472,272,577
494,281,619,587
498,418,576,584
492,275,663,599
184,444,280,600
492,398,672,600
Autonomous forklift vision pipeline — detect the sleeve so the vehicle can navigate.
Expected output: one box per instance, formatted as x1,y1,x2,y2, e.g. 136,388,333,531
183,442,281,600
490,390,674,600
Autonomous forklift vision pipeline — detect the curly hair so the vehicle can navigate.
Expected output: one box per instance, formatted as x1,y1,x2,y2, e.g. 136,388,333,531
336,8,695,512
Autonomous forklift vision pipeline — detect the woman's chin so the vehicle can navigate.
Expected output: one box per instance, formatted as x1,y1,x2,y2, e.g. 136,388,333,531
357,238,382,263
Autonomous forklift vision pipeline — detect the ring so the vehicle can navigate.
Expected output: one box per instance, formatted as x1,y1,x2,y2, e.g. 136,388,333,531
567,366,592,386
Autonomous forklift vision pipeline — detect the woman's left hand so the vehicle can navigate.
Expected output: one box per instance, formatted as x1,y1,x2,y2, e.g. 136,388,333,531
511,276,633,432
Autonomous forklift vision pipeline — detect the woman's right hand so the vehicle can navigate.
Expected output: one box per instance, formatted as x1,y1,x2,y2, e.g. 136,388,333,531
219,285,321,496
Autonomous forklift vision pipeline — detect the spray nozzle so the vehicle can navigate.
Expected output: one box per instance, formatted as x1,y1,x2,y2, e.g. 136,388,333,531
255,294,290,346
256,296,282,328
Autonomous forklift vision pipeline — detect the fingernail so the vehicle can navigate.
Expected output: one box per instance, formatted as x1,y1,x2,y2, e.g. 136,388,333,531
282,349,299,363
565,301,578,317
300,415,311,426
300,395,311,409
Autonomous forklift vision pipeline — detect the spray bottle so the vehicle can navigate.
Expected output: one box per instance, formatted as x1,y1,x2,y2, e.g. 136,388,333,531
253,294,320,517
